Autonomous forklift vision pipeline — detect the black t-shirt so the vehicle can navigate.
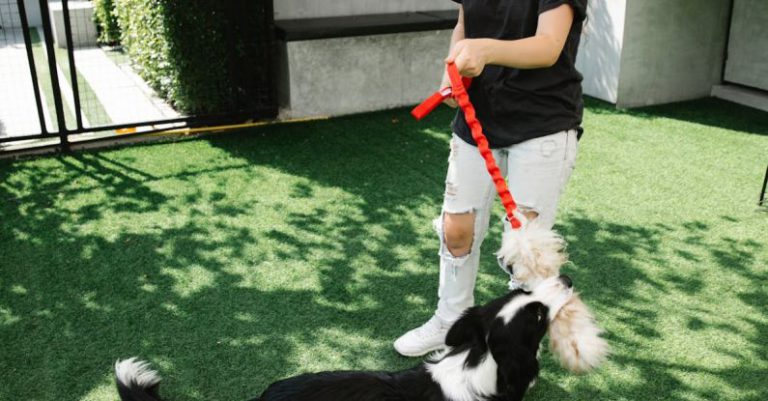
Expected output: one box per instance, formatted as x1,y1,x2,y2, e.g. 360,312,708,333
450,0,588,148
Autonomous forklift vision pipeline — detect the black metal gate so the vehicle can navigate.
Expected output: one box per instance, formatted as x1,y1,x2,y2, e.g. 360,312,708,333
0,0,277,154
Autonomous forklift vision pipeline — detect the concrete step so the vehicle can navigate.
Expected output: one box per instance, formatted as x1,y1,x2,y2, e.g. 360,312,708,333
711,84,768,113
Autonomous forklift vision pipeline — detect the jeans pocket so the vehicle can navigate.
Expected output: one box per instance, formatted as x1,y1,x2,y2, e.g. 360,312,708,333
540,139,558,158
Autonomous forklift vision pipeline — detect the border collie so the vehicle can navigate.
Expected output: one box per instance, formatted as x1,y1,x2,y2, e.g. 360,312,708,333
115,275,574,401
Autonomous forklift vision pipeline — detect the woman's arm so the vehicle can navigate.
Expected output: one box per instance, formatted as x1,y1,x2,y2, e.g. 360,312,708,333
441,6,466,107
449,5,466,55
446,4,575,77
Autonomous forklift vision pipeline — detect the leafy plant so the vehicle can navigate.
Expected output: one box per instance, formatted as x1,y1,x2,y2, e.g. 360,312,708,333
113,0,275,115
93,0,121,45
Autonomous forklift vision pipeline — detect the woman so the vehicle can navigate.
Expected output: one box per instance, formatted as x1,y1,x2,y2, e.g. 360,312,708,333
395,0,588,357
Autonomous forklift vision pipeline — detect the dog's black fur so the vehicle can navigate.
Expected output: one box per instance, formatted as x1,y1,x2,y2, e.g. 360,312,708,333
115,278,569,401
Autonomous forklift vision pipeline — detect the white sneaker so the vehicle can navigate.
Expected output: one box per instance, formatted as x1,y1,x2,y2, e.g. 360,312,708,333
394,315,451,357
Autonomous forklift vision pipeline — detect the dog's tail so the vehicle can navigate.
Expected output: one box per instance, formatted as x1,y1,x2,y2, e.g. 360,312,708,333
114,358,165,401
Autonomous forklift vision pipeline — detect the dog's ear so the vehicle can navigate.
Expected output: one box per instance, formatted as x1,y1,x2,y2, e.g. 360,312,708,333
445,306,484,347
525,301,549,325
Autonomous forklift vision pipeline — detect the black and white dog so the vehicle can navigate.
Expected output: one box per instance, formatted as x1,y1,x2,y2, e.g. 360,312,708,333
115,275,574,401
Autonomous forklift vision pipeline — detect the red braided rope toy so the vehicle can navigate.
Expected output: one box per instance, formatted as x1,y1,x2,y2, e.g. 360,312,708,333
411,62,523,229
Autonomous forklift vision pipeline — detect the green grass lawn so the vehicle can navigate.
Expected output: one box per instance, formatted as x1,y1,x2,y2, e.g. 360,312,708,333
1,98,766,401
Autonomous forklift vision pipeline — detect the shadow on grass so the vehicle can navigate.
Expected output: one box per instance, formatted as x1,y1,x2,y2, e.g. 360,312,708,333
525,212,767,401
586,96,768,137
1,105,765,401
0,109,454,400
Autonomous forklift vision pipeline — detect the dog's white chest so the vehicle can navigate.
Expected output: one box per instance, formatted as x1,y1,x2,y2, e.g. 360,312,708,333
427,350,498,401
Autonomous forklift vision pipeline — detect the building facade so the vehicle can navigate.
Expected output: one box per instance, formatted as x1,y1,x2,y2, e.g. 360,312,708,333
277,0,768,116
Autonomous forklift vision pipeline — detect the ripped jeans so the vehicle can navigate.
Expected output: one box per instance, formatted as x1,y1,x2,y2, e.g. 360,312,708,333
435,130,579,323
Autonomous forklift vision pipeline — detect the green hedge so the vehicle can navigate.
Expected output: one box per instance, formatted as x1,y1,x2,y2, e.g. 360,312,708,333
114,0,275,115
93,0,120,45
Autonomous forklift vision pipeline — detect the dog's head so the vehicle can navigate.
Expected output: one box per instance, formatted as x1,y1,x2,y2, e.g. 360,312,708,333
430,276,574,400
491,274,574,345
496,221,567,290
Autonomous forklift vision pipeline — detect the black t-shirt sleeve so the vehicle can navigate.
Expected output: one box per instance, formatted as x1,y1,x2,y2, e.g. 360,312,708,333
451,0,462,4
539,0,587,22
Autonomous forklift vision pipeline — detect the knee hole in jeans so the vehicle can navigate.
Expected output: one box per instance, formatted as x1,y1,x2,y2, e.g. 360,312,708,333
522,210,539,222
443,212,475,257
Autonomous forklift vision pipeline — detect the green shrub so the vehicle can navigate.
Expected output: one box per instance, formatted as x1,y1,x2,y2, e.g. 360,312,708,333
93,0,121,45
114,0,275,115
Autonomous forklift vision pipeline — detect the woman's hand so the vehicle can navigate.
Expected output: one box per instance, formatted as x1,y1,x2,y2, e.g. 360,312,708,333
440,71,458,108
445,39,491,77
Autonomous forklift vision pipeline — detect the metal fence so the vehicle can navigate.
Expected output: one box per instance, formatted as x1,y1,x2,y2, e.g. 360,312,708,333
0,0,277,154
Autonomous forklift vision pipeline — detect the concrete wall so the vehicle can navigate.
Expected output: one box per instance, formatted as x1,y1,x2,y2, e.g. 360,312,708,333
48,1,98,48
276,0,741,114
616,0,731,108
724,0,768,91
0,0,18,28
279,30,452,118
576,0,627,103
0,0,41,27
24,0,41,26
274,0,456,19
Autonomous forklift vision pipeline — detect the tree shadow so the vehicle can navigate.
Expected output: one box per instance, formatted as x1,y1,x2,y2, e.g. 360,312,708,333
525,211,767,401
205,106,767,400
1,104,765,401
0,108,456,400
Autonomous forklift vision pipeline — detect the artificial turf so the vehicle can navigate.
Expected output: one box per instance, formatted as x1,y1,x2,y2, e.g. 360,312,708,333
1,98,766,401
